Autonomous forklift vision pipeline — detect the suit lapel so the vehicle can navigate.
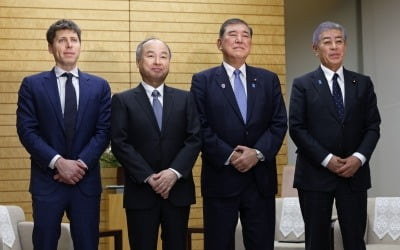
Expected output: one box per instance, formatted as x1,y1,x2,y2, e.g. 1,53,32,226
42,69,64,129
162,86,174,134
135,84,161,133
245,66,258,123
215,65,246,124
343,68,357,121
75,70,90,130
312,67,342,122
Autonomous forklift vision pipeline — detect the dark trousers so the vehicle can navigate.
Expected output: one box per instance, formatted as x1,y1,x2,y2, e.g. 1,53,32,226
298,181,367,250
203,182,275,250
32,185,100,250
125,199,190,250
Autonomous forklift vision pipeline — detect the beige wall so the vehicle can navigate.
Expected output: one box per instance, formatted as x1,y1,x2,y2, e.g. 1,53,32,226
0,0,286,249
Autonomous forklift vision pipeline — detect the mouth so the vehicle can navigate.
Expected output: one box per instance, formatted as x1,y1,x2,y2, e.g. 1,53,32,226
152,68,163,72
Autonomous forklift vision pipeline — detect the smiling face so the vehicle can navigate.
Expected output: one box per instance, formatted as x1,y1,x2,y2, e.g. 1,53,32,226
313,28,346,72
136,39,170,88
48,29,81,71
217,23,252,68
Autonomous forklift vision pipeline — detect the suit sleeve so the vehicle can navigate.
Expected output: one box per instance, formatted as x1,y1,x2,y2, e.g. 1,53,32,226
110,93,155,183
167,92,201,178
77,79,111,168
355,77,381,160
16,77,59,169
253,74,288,163
190,73,236,169
289,78,331,164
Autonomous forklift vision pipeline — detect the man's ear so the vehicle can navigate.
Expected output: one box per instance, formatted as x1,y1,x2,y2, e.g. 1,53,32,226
312,45,319,56
48,44,53,54
217,39,222,50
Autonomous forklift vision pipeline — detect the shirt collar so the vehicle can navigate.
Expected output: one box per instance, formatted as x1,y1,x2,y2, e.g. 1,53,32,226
320,64,344,81
54,66,79,78
141,81,165,97
223,62,246,79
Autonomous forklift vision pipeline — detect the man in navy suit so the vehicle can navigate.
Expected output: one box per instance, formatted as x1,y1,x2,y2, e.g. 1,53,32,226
190,18,287,250
111,38,201,250
289,21,381,250
16,19,111,250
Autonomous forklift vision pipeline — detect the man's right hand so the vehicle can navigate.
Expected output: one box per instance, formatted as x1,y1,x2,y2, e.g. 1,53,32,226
54,158,86,185
326,155,346,174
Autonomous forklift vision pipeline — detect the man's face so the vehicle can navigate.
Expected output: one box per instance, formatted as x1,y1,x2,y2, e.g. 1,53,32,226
314,29,346,72
48,29,81,71
217,23,252,63
137,40,170,87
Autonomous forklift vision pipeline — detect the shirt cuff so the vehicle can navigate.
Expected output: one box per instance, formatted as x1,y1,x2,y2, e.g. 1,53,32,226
49,154,61,169
352,152,366,166
77,159,89,170
225,151,235,165
321,153,333,167
169,168,182,179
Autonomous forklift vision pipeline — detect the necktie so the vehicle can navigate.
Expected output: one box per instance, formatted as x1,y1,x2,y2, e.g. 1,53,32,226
332,73,345,121
152,90,162,130
62,72,77,157
233,69,247,123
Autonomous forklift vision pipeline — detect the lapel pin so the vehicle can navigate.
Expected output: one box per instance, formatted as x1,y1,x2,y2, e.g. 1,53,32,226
318,79,322,85
221,83,225,89
252,83,256,88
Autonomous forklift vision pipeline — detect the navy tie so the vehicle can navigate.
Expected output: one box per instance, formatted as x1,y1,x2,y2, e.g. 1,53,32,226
332,73,345,121
233,69,247,123
152,90,162,130
62,72,77,158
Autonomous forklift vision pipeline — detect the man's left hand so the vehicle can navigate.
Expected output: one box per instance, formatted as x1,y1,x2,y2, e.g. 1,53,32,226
336,155,362,178
230,145,259,173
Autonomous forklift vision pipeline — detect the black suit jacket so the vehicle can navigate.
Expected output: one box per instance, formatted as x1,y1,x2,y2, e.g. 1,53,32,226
111,84,201,209
289,67,381,191
191,64,287,198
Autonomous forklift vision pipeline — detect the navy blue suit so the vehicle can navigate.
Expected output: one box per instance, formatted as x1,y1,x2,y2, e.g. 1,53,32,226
289,67,381,250
17,68,111,250
191,64,287,250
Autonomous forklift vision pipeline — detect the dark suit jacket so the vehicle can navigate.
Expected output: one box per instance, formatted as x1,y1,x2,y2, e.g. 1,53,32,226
289,67,381,191
111,84,201,209
16,69,111,196
190,64,287,198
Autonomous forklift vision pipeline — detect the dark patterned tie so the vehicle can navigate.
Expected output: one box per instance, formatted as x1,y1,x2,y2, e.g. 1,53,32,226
233,69,247,123
62,72,77,157
152,90,162,130
332,73,345,121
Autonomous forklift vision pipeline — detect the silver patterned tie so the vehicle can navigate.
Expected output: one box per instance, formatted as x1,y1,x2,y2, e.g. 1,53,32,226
152,90,162,130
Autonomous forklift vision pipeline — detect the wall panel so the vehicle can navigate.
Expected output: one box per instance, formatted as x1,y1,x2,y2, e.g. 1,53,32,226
0,1,286,249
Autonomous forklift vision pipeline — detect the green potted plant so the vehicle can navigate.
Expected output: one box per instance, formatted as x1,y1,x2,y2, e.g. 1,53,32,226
100,146,124,185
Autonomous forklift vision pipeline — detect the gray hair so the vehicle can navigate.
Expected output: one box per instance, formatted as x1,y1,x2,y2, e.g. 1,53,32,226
46,19,81,45
312,21,347,47
219,18,253,39
135,38,172,62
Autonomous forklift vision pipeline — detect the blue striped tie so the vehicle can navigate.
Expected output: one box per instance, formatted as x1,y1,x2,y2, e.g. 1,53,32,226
233,69,247,123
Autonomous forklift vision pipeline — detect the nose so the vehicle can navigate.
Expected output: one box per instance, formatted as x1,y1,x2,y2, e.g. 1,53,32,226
153,56,161,64
235,35,243,43
66,40,72,48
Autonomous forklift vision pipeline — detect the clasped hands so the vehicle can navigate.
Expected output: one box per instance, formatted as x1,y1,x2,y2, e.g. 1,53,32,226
230,145,259,173
148,169,178,199
327,155,362,178
54,157,86,185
